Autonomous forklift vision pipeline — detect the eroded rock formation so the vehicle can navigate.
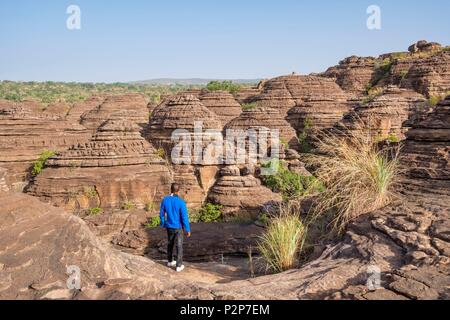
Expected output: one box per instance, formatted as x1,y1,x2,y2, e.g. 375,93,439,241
199,90,242,125
27,117,172,213
81,94,149,131
207,166,282,220
335,86,428,140
0,102,91,190
323,56,377,95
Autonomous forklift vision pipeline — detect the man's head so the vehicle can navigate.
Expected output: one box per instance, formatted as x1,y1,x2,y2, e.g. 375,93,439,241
171,183,180,195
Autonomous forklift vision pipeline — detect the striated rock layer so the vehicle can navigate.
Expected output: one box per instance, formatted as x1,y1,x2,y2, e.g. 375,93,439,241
27,117,172,213
323,56,377,95
0,102,91,190
400,95,450,196
335,86,427,140
67,95,106,123
252,75,351,116
199,90,242,125
225,106,299,150
81,94,150,131
208,166,282,220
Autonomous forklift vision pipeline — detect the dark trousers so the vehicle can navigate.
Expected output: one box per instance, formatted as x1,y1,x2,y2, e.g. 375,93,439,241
167,228,183,267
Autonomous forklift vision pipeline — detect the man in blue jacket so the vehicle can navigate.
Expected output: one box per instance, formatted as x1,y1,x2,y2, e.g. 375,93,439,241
160,183,191,272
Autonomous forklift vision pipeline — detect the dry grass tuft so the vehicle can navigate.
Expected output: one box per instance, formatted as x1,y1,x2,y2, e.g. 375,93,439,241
306,125,401,233
257,201,307,273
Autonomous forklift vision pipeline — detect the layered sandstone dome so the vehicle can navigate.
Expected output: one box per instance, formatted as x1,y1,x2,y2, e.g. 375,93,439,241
67,95,106,123
400,95,450,196
225,106,299,150
146,95,222,153
252,75,350,116
81,93,150,131
335,86,427,140
0,102,90,190
234,87,261,104
27,116,172,212
323,56,377,95
285,83,352,136
199,90,242,125
208,166,282,220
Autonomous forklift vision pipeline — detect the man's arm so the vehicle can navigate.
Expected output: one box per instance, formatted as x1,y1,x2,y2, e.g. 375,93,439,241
159,199,165,227
180,201,191,235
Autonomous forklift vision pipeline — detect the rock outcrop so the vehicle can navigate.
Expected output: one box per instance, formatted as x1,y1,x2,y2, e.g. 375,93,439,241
0,102,91,190
67,95,106,123
323,56,377,95
146,95,222,154
81,94,149,131
207,166,282,220
27,117,172,213
199,90,242,125
400,95,450,196
286,88,352,137
225,106,299,150
0,191,210,300
335,86,427,140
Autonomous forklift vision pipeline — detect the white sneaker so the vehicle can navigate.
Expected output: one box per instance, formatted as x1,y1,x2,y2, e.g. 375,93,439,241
167,261,176,267
176,265,185,272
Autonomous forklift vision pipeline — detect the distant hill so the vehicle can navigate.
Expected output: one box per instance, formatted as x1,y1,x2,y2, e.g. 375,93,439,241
131,78,261,86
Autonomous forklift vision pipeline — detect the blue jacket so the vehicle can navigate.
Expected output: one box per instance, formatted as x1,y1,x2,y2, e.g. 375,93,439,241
159,195,191,232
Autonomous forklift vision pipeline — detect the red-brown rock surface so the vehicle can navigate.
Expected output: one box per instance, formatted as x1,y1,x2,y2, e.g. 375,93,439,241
225,106,299,149
207,166,282,220
323,56,377,95
146,95,222,153
199,90,242,125
67,95,106,123
27,116,172,213
81,94,149,131
0,102,91,190
400,95,450,196
335,86,428,140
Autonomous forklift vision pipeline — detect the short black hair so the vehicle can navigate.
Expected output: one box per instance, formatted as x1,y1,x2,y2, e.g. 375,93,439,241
171,183,180,194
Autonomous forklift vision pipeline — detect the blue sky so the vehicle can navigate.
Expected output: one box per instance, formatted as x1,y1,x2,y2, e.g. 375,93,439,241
0,0,449,82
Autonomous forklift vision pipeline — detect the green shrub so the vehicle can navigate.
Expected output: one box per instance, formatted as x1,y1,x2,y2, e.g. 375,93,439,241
191,203,223,223
257,203,307,273
144,216,161,229
31,150,56,176
262,160,323,201
428,95,442,106
206,80,241,94
88,207,103,216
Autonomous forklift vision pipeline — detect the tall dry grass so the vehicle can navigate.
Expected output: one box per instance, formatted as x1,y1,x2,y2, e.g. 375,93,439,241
306,127,401,233
257,202,307,273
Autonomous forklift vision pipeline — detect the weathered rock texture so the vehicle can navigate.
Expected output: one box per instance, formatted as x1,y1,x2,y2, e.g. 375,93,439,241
81,94,149,131
225,106,299,150
400,95,450,196
146,95,222,154
67,95,106,123
207,166,282,220
323,56,377,95
0,192,212,300
335,86,428,140
286,87,351,136
199,90,242,125
0,102,90,190
252,75,349,116
27,117,172,213
233,87,261,104
0,168,8,193
113,222,263,260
